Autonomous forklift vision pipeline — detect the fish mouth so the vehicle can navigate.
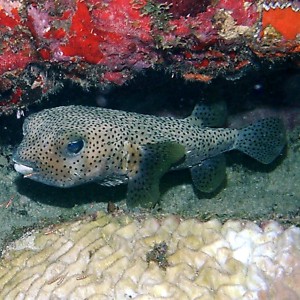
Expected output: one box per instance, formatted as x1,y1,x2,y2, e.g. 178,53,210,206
12,154,38,179
13,158,74,188
14,163,35,178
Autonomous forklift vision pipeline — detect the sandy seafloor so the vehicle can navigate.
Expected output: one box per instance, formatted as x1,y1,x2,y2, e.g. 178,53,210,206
0,65,299,251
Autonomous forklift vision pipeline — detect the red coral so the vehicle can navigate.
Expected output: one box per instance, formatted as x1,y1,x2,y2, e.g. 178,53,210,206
0,5,36,76
10,88,23,104
101,71,129,85
0,8,20,27
0,0,299,114
262,7,300,40
59,2,104,64
0,43,33,76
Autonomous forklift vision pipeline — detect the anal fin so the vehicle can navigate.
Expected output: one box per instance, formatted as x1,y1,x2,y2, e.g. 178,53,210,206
191,154,226,193
126,142,185,209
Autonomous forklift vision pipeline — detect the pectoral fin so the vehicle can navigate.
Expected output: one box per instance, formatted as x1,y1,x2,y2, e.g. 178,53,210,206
191,154,226,193
126,142,185,209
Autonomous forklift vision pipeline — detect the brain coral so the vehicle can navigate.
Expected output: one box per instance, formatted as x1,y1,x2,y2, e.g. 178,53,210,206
0,211,300,300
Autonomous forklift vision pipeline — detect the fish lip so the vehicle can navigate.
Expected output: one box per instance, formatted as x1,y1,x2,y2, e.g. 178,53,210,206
12,156,38,177
14,163,34,175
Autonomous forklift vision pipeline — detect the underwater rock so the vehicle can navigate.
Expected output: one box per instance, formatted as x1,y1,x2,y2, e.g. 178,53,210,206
1,211,300,299
0,0,299,114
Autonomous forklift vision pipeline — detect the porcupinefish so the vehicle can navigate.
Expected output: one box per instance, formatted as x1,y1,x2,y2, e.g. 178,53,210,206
13,103,286,208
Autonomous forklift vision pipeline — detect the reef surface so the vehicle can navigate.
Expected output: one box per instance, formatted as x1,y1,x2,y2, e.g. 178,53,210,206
1,211,300,299
0,0,299,114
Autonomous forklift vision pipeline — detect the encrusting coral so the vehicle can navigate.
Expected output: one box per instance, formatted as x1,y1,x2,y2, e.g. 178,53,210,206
0,0,299,114
0,211,300,299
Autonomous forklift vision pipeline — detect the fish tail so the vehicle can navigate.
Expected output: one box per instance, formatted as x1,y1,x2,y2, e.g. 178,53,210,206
234,118,286,164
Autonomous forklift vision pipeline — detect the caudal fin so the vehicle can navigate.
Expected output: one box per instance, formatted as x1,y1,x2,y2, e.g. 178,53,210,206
235,118,286,164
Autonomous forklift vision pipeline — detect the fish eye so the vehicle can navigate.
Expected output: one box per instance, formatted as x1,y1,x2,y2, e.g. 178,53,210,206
66,139,84,155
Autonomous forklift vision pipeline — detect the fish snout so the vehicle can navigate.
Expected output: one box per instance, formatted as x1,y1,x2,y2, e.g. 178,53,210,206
14,163,34,176
12,149,37,177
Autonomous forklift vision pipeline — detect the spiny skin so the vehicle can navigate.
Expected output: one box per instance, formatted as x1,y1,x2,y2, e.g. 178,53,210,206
13,105,286,208
13,106,235,185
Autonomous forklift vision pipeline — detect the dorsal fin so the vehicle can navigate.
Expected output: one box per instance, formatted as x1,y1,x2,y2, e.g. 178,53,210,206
188,101,227,127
